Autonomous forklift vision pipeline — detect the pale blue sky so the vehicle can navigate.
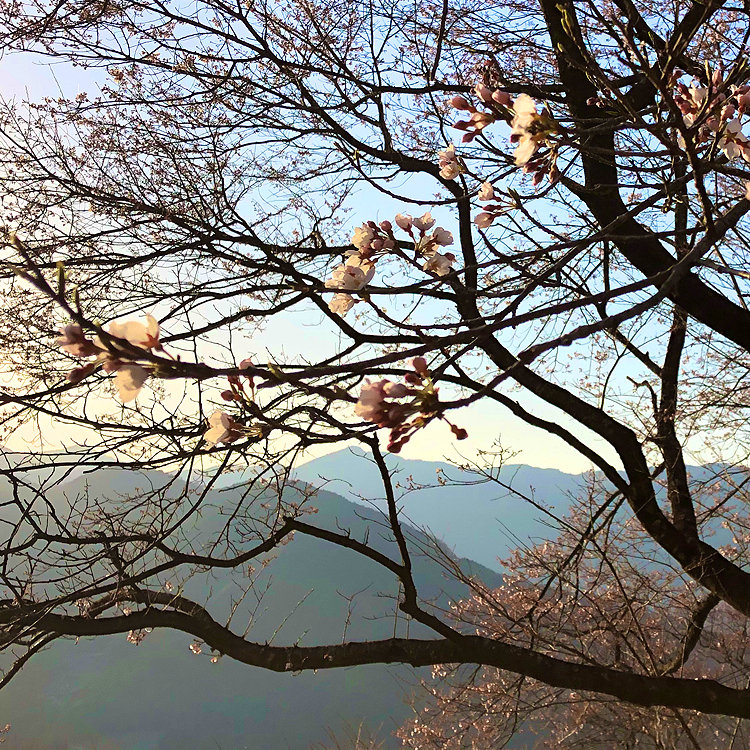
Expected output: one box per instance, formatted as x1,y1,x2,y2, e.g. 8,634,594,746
0,51,660,473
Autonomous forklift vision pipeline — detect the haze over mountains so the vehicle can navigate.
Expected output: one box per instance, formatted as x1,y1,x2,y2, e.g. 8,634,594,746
0,449,734,748
294,449,589,571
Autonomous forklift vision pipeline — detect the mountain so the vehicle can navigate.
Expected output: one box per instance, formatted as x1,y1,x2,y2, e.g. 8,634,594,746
2,451,740,749
0,465,501,750
294,449,586,571
294,450,742,571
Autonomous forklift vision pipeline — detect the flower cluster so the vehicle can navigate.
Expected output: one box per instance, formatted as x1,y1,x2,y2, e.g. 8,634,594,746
395,212,456,277
126,628,153,645
325,221,392,315
201,359,264,447
674,72,750,162
449,85,561,189
450,84,512,143
353,357,467,453
57,315,162,402
474,182,498,229
325,213,456,316
438,143,462,179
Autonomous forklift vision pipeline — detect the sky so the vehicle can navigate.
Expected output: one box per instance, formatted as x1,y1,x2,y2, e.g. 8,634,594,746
0,50,640,474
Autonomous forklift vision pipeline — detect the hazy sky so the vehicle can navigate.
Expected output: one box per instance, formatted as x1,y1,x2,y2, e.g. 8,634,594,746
0,52,636,474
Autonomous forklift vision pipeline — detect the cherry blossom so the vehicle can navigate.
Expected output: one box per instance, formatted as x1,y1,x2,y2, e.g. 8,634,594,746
354,379,410,424
66,362,97,384
113,363,150,403
474,212,496,229
677,85,709,126
734,85,750,114
204,410,243,445
438,144,462,180
352,358,467,452
328,293,356,315
477,182,495,202
423,252,456,277
451,87,511,142
105,314,161,351
429,227,453,246
453,110,496,143
127,629,152,645
324,254,376,291
57,315,164,400
351,224,376,250
412,212,435,232
510,94,544,165
719,119,750,161
394,213,413,231
56,324,100,357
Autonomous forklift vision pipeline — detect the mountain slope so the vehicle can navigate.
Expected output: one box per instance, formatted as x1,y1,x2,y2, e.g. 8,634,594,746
0,467,500,750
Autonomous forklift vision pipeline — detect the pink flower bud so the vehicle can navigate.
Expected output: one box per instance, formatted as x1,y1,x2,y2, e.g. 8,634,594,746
450,424,468,440
474,212,495,229
450,95,472,111
492,90,512,106
221,389,236,401
474,84,493,103
412,356,428,374
379,220,392,232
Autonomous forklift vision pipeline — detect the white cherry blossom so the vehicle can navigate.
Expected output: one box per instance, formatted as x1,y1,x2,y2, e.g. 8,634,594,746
511,94,542,165
204,410,242,445
328,293,356,315
719,119,750,161
106,314,161,350
113,363,150,403
394,213,413,231
438,144,461,180
478,181,495,201
57,324,101,357
351,224,375,250
324,254,376,291
412,212,436,232
423,252,456,276
430,227,453,246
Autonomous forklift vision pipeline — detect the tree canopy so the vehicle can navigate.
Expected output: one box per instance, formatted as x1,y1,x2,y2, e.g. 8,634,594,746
2,0,750,740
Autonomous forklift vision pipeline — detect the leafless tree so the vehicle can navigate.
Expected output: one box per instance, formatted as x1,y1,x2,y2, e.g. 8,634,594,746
0,0,750,735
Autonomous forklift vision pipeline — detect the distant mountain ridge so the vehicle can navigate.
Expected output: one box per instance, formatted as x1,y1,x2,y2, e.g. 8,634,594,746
0,450,740,749
293,449,588,571
293,449,741,571
0,461,500,750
